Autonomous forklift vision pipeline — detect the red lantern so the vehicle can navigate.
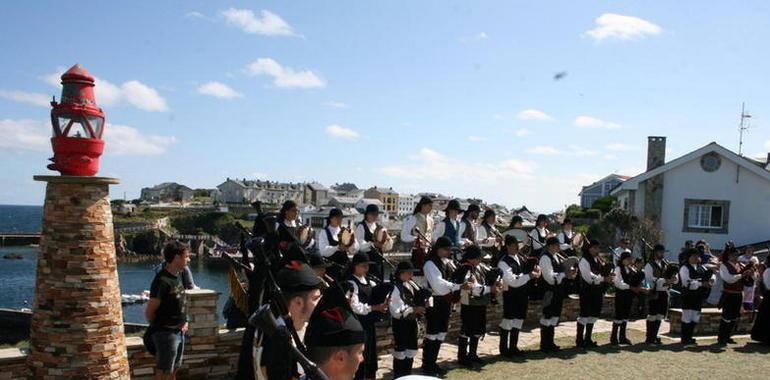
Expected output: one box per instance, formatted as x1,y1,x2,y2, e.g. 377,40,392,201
47,64,106,176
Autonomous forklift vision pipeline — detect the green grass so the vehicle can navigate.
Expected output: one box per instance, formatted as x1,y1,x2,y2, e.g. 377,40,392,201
446,330,770,379
0,340,28,350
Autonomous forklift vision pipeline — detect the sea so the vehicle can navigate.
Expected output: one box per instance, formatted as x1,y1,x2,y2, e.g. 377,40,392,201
0,205,230,324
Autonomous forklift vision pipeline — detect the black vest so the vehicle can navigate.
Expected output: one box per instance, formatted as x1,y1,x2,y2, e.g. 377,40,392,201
501,255,527,293
349,276,373,305
430,256,454,281
359,222,375,242
324,226,340,247
542,252,563,289
620,265,643,288
442,218,459,245
581,255,602,287
277,220,297,244
395,280,416,307
461,219,475,240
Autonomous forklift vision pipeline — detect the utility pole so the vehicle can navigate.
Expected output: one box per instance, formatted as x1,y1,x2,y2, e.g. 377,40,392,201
738,102,752,156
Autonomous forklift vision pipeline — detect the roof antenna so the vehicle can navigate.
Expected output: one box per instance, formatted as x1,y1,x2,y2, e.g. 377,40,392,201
738,102,752,156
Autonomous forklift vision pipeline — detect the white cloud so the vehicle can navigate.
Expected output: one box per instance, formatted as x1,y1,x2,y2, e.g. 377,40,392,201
513,128,532,137
185,11,205,19
0,119,175,155
197,81,243,99
42,67,167,111
516,109,554,121
381,147,536,182
244,58,326,89
461,32,488,42
603,154,618,160
121,81,169,111
527,145,563,155
585,13,662,42
574,115,622,130
325,124,359,140
569,145,599,156
467,135,487,142
0,119,49,151
221,8,296,36
324,100,348,109
0,90,51,107
605,142,636,151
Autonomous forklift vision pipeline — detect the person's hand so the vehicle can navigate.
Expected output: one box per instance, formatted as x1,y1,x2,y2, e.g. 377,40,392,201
567,268,578,280
604,275,614,284
530,268,541,278
414,306,426,315
372,303,388,313
461,281,473,291
180,322,188,333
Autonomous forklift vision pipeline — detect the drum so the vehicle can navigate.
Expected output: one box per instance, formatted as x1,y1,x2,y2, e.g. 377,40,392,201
339,227,355,247
506,228,528,247
561,256,579,273
374,225,393,252
571,233,585,250
297,224,313,247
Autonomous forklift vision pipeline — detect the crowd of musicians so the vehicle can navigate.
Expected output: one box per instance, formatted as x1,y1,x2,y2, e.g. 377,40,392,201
234,196,770,380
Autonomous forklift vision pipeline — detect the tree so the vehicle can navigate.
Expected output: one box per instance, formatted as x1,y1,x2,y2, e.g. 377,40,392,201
591,195,617,214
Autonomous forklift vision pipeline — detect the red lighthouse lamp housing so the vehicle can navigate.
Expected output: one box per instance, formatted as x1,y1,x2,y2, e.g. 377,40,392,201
48,64,106,176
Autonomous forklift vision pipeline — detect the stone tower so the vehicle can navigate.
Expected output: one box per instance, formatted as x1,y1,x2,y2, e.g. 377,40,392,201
27,176,129,379
644,136,667,224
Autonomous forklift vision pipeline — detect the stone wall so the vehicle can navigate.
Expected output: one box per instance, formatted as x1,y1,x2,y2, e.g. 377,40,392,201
668,308,754,336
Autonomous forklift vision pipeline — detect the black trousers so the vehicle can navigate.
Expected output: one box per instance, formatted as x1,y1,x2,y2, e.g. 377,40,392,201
579,285,603,318
721,292,743,321
502,290,528,320
426,296,452,336
615,290,633,321
355,320,378,379
542,287,564,319
460,304,487,337
392,317,419,352
647,291,669,316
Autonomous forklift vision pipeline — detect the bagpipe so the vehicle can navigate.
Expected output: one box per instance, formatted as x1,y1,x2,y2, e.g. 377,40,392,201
366,275,395,323
410,227,432,276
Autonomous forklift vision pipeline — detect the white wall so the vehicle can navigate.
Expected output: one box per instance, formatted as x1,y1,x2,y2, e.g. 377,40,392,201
659,155,770,256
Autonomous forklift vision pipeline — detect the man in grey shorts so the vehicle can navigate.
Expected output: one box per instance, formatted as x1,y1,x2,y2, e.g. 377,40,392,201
145,241,191,379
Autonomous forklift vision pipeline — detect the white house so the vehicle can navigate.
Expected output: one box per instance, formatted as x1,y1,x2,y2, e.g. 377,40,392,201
398,194,417,216
611,136,770,257
578,174,630,208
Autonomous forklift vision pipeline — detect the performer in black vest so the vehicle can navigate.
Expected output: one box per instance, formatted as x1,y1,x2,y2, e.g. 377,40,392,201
346,253,388,380
611,251,648,345
454,245,500,368
498,235,540,356
458,203,481,249
557,218,577,257
679,248,715,346
539,237,576,352
316,208,358,281
421,236,470,376
643,244,678,344
355,204,393,281
751,255,770,345
477,209,501,264
718,246,752,345
275,200,313,255
528,214,550,257
388,261,425,378
432,199,462,246
576,239,612,348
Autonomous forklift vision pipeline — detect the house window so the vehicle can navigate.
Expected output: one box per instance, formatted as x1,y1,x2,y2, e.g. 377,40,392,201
682,199,729,234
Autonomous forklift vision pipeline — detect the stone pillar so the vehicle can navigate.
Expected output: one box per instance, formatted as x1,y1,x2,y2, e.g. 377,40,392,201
644,136,667,225
28,175,129,379
183,289,220,379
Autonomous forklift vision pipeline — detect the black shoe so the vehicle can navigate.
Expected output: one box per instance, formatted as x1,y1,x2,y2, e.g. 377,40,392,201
499,329,510,357
610,323,620,345
508,347,524,356
470,354,485,365
584,340,598,348
458,357,475,369
576,323,585,348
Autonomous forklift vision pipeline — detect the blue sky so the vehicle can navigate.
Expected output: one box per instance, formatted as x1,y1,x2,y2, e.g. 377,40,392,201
1,1,769,211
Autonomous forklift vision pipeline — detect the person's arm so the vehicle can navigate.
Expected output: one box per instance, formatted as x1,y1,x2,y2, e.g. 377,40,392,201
400,217,416,243
347,281,372,315
558,233,571,252
389,286,412,318
680,266,700,290
530,230,544,250
499,260,529,288
720,264,743,284
458,223,473,247
432,222,445,243
315,229,336,258
579,258,602,285
539,255,561,285
424,261,461,295
477,227,495,248
181,266,197,290
644,263,664,291
145,278,163,323
613,267,630,290
355,224,372,252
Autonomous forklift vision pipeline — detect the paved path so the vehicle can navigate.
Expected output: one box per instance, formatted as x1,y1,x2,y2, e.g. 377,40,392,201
375,319,668,379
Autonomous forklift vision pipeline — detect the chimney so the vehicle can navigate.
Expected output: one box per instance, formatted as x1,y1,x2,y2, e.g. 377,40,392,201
647,136,666,171
766,152,770,166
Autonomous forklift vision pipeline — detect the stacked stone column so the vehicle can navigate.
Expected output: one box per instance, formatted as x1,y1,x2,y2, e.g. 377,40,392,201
27,175,129,379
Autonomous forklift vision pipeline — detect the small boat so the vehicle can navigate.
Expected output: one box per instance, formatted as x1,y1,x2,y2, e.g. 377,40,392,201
121,290,150,305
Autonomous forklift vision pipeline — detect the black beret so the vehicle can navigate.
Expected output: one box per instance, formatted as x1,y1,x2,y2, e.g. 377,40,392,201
462,245,483,260
328,208,343,218
276,261,322,292
546,236,560,246
434,236,453,250
305,285,365,348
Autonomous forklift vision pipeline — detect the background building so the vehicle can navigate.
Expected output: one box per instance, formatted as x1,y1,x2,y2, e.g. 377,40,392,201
304,182,330,206
578,174,630,209
364,186,399,215
215,178,304,205
398,193,417,216
140,182,194,203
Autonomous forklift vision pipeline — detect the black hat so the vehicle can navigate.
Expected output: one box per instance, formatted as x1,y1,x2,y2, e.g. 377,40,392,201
365,204,379,215
282,243,308,264
504,235,519,247
462,245,483,261
483,209,496,219
351,252,375,266
276,260,323,292
305,285,365,348
510,215,524,225
685,247,701,257
562,218,572,225
546,236,560,246
395,261,419,273
328,208,343,218
586,238,600,248
464,203,481,214
653,244,665,252
445,199,464,213
308,253,331,269
434,236,453,250
619,250,632,263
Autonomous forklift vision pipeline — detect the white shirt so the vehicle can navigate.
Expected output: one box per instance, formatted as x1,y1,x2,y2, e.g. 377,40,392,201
719,263,744,284
529,227,549,250
432,218,460,243
643,260,678,292
613,266,631,290
763,268,770,289
315,225,358,258
457,219,479,247
355,221,392,252
400,215,418,243
539,253,564,286
498,255,530,289
457,265,490,304
423,259,461,296
613,247,630,265
476,224,498,248
558,230,574,252
389,281,418,319
347,275,376,315
680,265,715,290
578,257,604,285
